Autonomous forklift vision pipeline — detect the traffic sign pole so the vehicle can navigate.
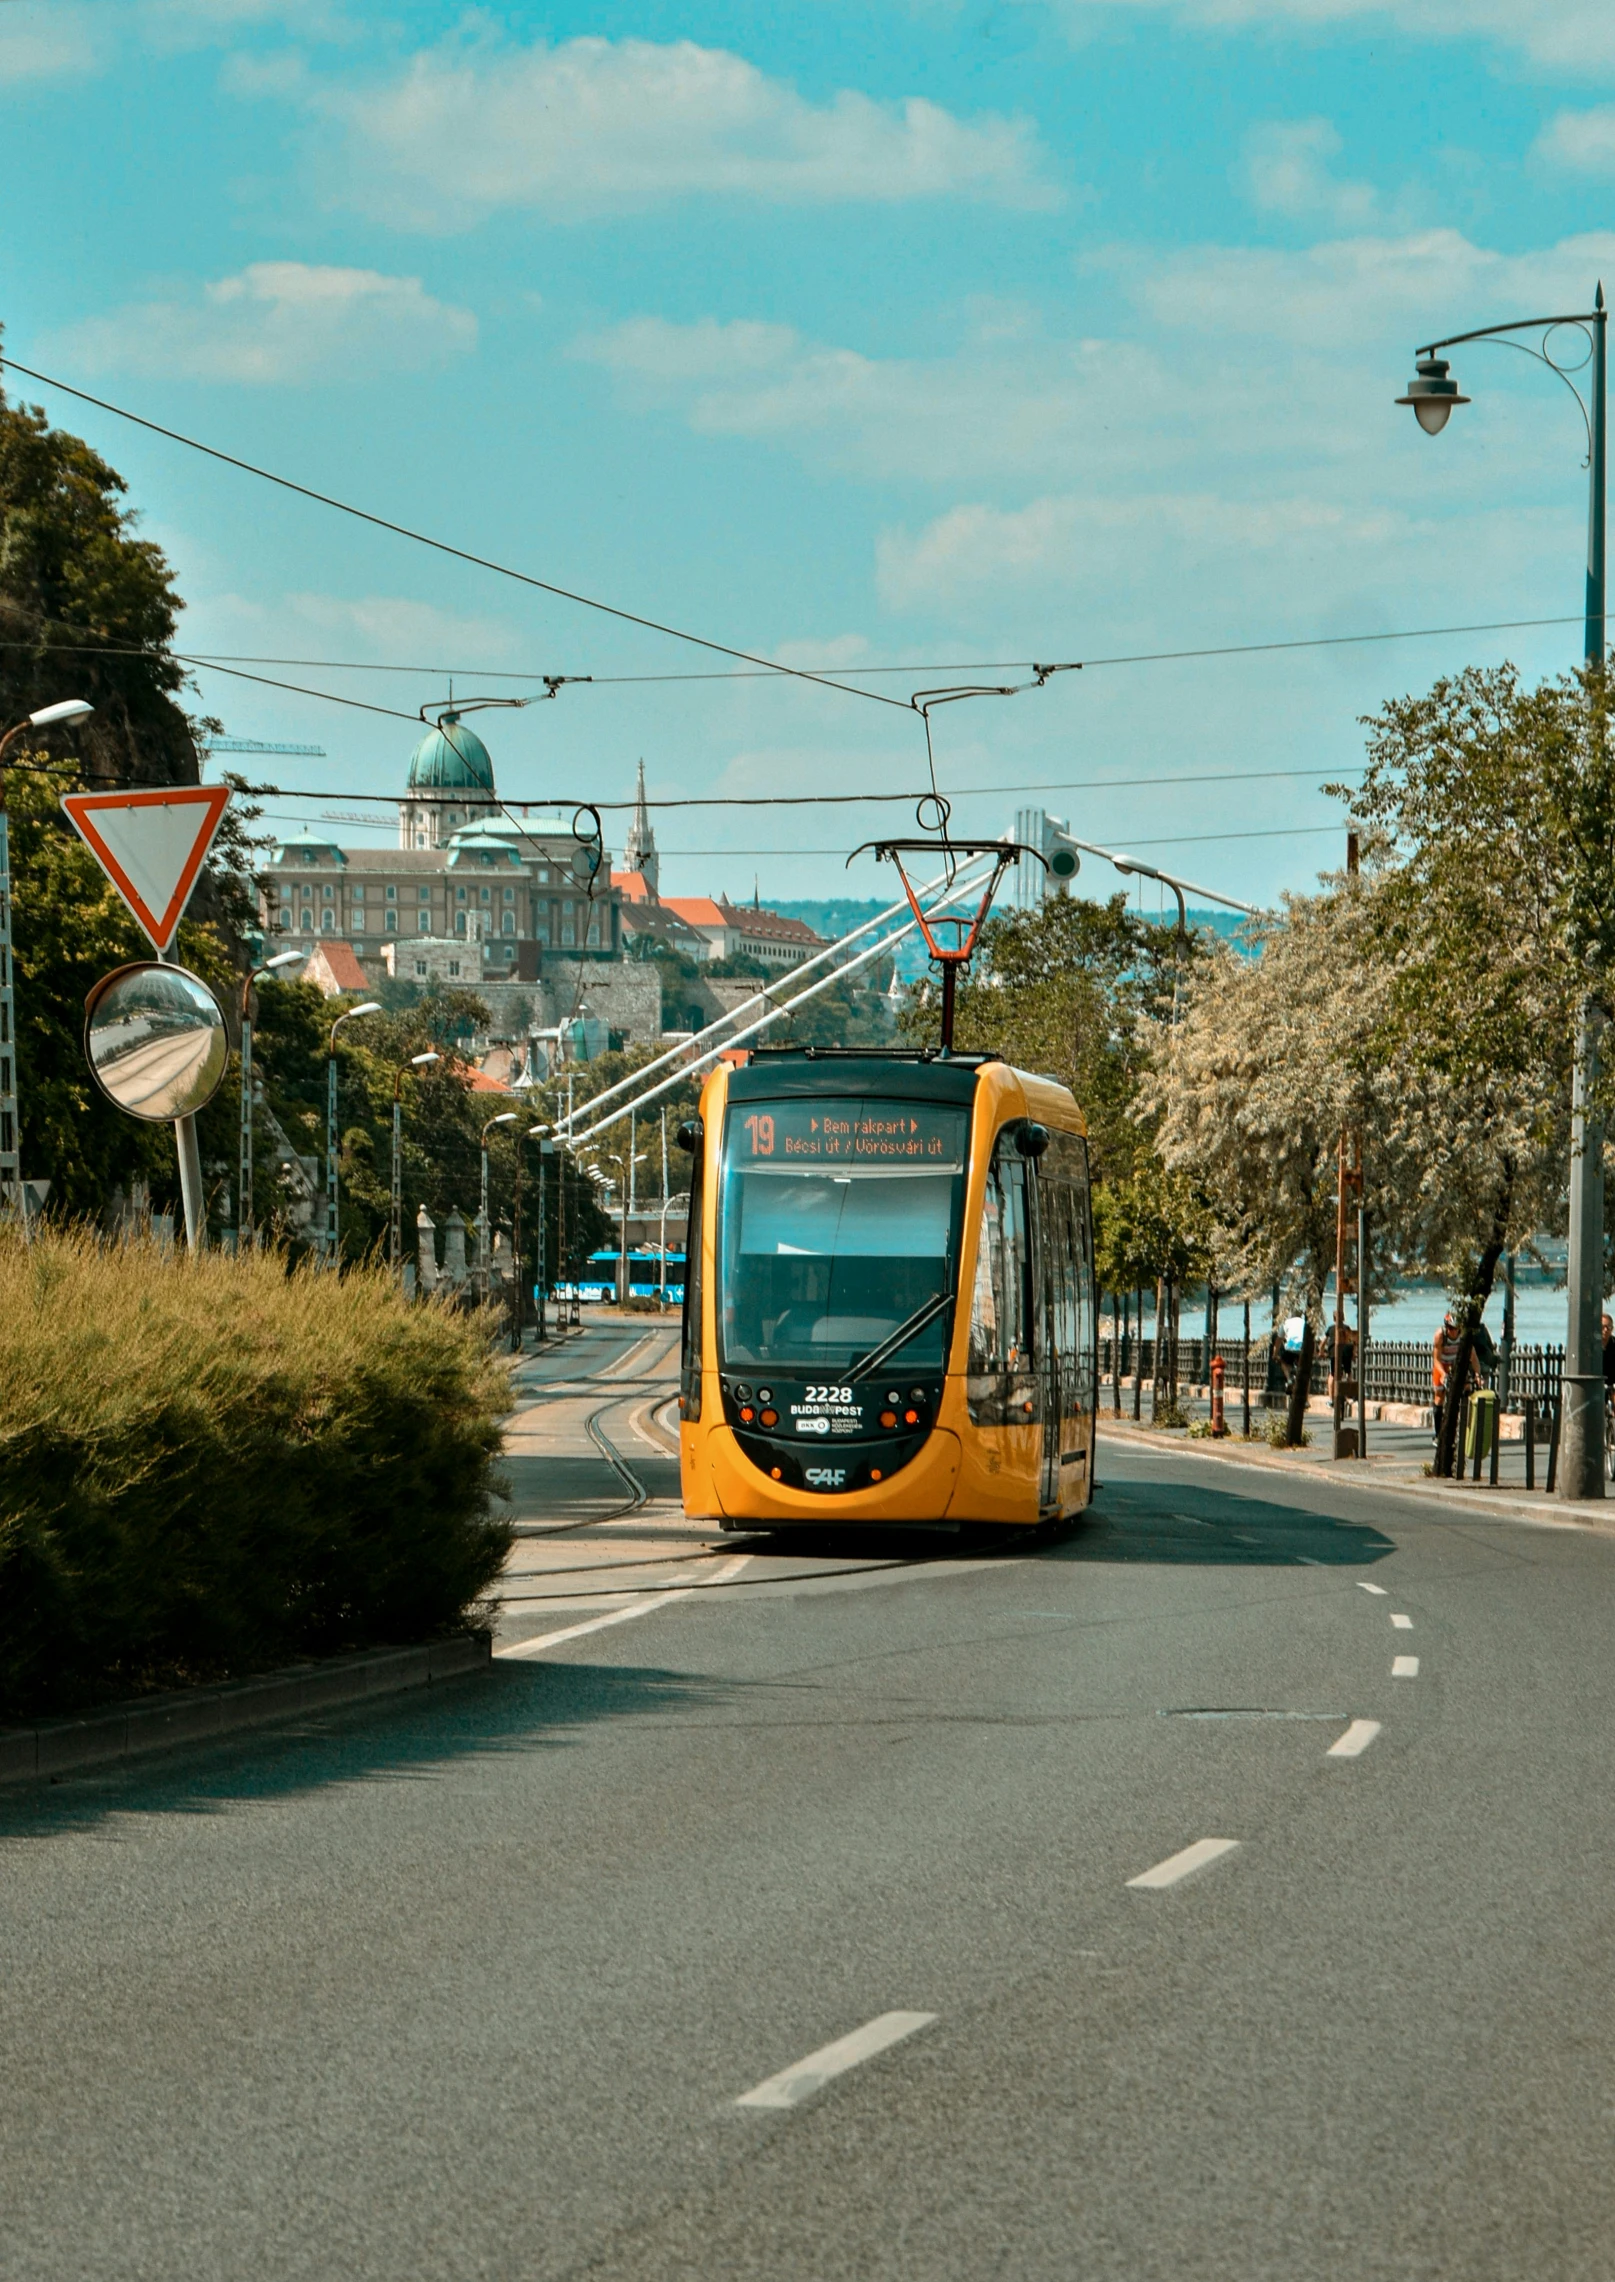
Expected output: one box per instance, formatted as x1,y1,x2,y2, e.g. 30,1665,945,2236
0,802,23,1240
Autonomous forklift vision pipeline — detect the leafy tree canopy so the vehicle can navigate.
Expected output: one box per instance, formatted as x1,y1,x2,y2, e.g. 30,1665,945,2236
0,372,202,786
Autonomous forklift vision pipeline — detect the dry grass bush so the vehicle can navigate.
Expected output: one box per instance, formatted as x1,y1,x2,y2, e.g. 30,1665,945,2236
0,1228,513,1722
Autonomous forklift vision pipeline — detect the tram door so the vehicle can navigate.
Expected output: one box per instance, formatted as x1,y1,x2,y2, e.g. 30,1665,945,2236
1031,1170,1060,1513
1032,1137,1096,1516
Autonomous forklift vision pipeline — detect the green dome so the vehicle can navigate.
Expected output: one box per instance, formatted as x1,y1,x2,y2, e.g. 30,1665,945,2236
406,712,495,794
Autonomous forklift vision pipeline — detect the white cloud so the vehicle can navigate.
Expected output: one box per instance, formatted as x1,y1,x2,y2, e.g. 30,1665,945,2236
1107,228,1615,347
305,34,1055,227
1057,0,1615,73
875,490,1403,611
1537,108,1615,177
193,590,519,663
572,315,1171,484
0,4,97,83
57,262,476,384
1240,120,1378,226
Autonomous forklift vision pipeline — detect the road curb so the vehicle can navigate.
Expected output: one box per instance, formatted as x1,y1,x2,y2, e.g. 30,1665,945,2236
1098,1420,1615,1535
0,1633,492,1790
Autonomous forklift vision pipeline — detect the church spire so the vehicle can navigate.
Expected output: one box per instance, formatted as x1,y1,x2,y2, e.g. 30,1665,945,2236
624,759,658,897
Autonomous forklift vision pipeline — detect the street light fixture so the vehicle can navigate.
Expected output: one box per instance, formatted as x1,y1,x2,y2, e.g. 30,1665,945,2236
325,1000,381,1267
0,697,94,1240
391,1050,440,1276
528,1123,556,1342
1395,283,1607,1497
479,1110,518,1298
238,949,304,1250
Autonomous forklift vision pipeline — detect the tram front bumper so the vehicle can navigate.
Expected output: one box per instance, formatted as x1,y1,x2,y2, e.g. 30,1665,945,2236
704,1425,962,1526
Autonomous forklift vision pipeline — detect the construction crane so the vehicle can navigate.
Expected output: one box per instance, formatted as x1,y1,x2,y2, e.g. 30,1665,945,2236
202,738,327,757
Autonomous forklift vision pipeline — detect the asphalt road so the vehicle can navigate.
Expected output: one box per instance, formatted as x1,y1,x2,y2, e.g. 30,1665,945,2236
7,1332,1615,2280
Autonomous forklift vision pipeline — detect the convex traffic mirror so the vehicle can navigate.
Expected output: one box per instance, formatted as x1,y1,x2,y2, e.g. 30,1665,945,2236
84,961,228,1122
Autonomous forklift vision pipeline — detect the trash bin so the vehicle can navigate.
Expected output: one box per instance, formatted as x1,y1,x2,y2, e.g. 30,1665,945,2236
1466,1388,1498,1464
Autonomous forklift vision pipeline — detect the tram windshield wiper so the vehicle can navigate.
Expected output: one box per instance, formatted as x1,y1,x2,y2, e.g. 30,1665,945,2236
849,1289,952,1383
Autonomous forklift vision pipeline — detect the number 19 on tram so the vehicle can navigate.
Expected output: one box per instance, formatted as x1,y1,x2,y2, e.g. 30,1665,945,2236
677,1049,1098,1529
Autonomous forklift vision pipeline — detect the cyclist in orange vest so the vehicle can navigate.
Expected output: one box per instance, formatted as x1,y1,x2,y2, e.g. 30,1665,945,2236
1432,1311,1473,1445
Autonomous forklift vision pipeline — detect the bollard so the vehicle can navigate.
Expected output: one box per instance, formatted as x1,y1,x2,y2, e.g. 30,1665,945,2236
1546,1395,1562,1494
1524,1397,1536,1492
1210,1354,1229,1437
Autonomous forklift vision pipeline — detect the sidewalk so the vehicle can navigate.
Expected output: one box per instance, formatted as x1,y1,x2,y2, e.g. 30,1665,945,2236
1098,1411,1615,1533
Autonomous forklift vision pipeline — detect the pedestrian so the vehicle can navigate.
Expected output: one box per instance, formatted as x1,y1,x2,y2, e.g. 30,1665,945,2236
1432,1309,1477,1446
1602,1311,1615,1403
1279,1310,1306,1393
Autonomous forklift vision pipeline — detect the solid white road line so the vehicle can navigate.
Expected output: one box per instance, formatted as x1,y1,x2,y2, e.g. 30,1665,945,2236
1392,1655,1420,1677
1391,1613,1414,1629
1127,1837,1240,1891
734,2012,937,2110
1327,1718,1382,1759
495,1554,752,1660
1357,1582,1388,1596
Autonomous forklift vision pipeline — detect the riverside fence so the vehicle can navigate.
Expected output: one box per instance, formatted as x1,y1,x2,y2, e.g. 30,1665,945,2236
1098,1333,1564,1413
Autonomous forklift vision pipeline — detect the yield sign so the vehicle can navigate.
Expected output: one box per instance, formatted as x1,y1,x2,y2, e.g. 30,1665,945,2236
60,785,232,953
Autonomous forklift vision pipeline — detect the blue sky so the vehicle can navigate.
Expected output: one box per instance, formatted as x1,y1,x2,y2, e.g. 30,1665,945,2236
4,0,1613,913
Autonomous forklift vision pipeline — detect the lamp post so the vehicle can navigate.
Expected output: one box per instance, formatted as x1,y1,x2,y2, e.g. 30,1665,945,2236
391,1050,440,1276
529,1124,556,1342
0,697,94,1238
325,1000,380,1268
1396,285,1607,1497
479,1110,518,1298
238,948,304,1250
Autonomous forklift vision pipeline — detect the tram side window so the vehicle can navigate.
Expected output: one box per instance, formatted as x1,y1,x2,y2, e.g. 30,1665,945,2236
967,1134,1034,1424
680,1144,704,1421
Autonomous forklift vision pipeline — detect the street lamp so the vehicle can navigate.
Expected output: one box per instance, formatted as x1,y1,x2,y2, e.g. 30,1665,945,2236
480,1110,518,1298
238,948,304,1250
1396,285,1607,1497
391,1050,440,1276
325,1000,381,1267
528,1123,556,1341
0,697,94,1239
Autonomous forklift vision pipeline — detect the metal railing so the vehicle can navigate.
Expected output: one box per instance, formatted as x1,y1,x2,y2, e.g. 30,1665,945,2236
1099,1333,1564,1411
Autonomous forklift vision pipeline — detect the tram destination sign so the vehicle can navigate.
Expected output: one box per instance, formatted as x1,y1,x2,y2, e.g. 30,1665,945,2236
735,1099,964,1167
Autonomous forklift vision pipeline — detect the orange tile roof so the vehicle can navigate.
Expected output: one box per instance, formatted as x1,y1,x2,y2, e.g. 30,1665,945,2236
664,896,730,930
308,942,370,992
611,869,652,902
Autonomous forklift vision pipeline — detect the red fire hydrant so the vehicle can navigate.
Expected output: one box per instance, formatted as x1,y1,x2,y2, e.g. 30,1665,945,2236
1210,1354,1229,1438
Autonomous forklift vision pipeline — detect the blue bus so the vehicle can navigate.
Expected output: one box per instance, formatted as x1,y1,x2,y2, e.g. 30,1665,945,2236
556,1247,686,1304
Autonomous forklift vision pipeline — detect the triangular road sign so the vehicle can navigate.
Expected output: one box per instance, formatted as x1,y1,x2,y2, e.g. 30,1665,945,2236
61,785,232,953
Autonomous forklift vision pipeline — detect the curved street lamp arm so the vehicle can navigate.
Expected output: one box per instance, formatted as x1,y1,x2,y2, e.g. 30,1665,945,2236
1418,311,1603,356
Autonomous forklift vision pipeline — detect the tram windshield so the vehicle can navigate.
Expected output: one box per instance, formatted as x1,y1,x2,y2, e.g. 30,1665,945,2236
719,1097,968,1373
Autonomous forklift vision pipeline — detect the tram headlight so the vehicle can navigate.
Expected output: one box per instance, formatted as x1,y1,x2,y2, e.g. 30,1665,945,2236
760,1408,778,1427
904,1408,919,1425
880,1410,897,1429
740,1405,755,1423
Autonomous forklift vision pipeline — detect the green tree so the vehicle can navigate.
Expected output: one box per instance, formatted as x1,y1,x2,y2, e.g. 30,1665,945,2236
0,373,202,785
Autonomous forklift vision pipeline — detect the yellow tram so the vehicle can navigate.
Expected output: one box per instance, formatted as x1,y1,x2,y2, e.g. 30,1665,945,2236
677,1047,1097,1530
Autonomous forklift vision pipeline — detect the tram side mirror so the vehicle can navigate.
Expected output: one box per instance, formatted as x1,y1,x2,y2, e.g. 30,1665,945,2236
1015,1122,1050,1159
676,1117,704,1152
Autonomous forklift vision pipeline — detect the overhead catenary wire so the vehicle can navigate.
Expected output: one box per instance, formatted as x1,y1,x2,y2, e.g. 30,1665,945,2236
0,611,1584,685
0,354,910,715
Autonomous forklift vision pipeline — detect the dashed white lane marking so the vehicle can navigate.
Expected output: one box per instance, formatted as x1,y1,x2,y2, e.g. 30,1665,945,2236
1328,1719,1382,1758
1358,1583,1388,1596
1127,1837,1240,1891
1391,1613,1414,1630
734,2012,937,2109
1295,1555,1325,1566
1392,1655,1420,1677
496,1554,751,1660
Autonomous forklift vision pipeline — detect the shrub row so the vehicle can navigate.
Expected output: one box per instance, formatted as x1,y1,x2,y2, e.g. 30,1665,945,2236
0,1229,513,1722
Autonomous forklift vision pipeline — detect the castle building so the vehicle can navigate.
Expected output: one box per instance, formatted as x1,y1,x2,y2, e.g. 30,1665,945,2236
259,713,624,980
